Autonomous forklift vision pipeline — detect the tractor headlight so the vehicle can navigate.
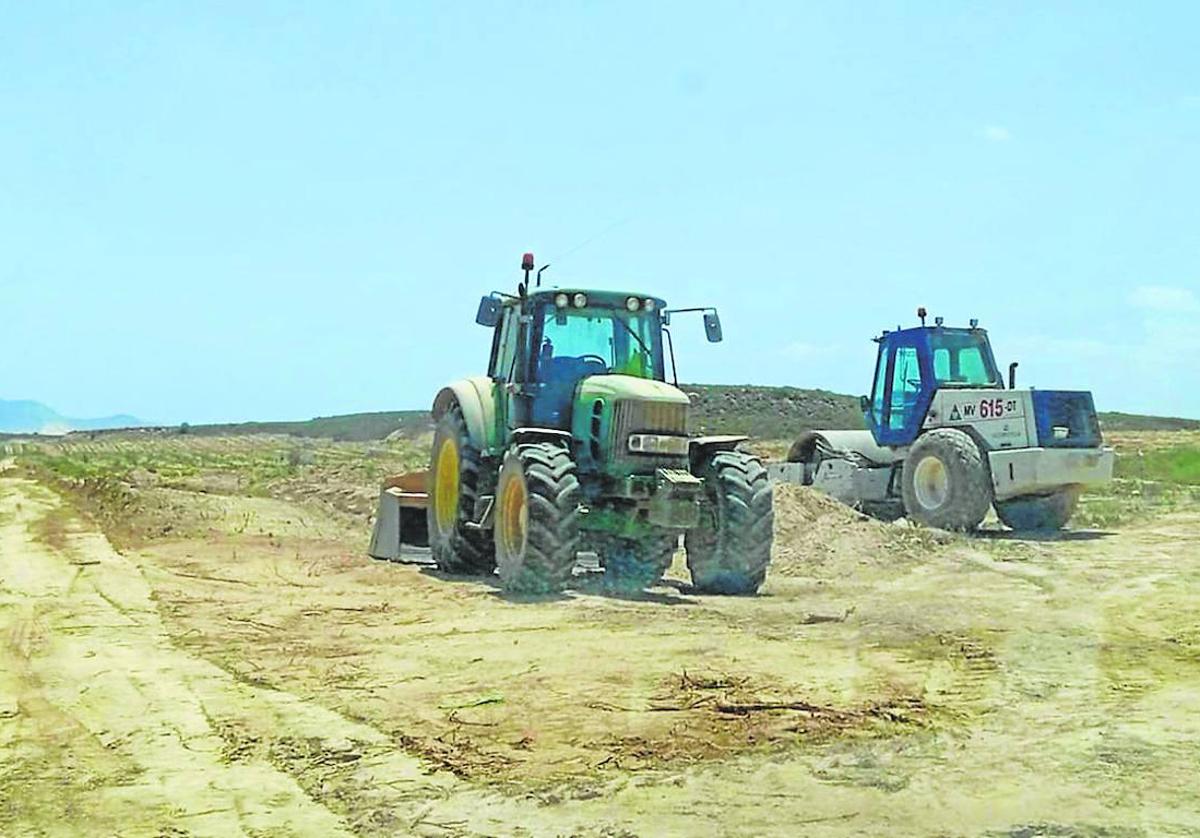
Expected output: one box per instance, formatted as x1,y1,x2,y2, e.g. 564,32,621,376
643,298,656,312
625,296,641,312
554,293,569,308
572,293,588,308
627,433,690,456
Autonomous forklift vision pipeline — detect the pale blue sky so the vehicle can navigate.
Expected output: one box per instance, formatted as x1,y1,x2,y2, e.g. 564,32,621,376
2,2,1197,424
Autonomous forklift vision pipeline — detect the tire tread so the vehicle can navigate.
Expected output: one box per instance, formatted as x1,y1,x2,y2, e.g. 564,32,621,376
684,451,774,595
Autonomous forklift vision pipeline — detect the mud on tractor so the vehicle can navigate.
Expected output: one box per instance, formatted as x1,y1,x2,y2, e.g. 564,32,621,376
769,310,1114,532
371,254,774,594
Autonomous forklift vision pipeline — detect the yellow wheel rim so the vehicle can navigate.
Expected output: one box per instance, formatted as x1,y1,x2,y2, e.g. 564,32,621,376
434,437,460,532
499,472,528,559
913,455,949,510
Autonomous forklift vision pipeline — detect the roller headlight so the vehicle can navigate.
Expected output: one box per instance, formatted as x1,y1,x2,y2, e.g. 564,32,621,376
625,296,641,312
554,293,569,308
643,298,656,312
572,293,588,308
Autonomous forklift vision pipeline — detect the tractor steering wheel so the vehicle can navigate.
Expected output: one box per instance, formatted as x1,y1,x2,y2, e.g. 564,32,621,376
577,354,608,368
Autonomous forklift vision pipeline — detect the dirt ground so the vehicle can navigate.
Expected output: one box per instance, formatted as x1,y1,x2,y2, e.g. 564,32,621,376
2,452,1200,836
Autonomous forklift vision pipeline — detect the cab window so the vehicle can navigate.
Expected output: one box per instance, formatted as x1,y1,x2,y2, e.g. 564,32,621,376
870,350,889,424
533,306,664,382
889,346,922,430
488,308,520,380
930,331,1000,387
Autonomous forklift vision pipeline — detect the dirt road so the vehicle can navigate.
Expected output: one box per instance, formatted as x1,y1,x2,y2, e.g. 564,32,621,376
2,473,1199,836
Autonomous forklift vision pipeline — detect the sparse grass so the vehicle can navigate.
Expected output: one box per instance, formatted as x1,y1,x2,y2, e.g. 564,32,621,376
1073,480,1198,530
1114,446,1200,485
1077,432,1200,527
16,433,430,548
20,434,427,495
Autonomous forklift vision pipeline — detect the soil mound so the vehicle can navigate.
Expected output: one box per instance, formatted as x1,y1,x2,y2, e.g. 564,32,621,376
771,483,955,576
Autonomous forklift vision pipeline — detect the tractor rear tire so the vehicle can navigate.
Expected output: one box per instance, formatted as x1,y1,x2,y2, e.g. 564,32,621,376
996,487,1081,532
598,535,678,594
685,451,774,595
427,405,495,574
900,429,992,532
494,443,581,594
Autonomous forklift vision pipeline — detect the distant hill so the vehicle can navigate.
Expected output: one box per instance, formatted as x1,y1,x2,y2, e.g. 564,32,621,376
173,385,865,442
688,385,1200,436
183,411,431,442
684,384,865,438
1094,412,1200,432
25,385,1195,443
0,399,146,435
684,384,1199,436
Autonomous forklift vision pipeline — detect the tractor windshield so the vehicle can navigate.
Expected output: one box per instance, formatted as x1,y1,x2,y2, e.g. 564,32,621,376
930,330,1001,388
533,304,665,383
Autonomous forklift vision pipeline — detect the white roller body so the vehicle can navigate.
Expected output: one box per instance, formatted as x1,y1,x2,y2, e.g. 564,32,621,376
988,447,1115,501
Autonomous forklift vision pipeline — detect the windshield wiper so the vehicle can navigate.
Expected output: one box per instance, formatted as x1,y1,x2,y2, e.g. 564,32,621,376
615,315,652,358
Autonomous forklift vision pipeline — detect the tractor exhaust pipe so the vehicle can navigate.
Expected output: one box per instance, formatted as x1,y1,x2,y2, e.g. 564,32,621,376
1008,362,1019,389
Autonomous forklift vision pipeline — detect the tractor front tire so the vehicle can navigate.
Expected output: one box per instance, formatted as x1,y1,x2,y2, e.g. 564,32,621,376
685,451,774,595
996,487,1081,532
901,429,992,532
598,535,678,594
494,443,581,594
427,406,495,574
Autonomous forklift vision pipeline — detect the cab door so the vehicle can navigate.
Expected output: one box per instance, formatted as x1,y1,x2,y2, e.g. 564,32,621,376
488,306,525,440
867,333,935,447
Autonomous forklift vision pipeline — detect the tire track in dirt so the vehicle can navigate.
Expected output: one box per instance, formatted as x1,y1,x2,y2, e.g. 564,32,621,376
0,478,370,835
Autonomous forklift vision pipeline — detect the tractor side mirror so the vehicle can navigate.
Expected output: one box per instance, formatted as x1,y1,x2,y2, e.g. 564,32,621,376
703,311,723,343
859,395,870,413
476,295,501,327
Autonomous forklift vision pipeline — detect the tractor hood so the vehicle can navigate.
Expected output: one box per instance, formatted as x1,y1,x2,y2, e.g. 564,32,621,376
576,374,691,406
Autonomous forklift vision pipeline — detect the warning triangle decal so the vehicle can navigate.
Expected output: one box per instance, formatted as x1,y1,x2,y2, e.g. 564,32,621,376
949,404,962,422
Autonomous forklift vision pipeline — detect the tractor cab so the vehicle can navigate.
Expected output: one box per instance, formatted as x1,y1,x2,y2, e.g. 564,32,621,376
524,289,668,428
479,288,673,430
476,260,723,437
865,319,1003,446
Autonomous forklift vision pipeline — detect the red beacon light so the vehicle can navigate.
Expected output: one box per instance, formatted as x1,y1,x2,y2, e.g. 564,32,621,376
521,252,535,272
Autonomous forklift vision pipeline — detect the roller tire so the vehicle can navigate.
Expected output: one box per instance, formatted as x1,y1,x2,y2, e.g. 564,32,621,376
900,429,992,532
427,406,495,574
685,451,774,595
494,443,581,594
996,487,1081,532
597,535,678,594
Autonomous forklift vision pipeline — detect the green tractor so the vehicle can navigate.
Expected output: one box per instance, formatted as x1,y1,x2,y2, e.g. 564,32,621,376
419,253,774,595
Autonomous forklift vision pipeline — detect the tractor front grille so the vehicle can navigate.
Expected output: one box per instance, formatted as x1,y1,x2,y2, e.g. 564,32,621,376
611,400,689,469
